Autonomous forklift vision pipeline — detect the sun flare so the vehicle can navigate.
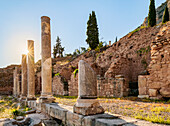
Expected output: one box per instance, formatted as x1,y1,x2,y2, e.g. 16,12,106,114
23,50,29,55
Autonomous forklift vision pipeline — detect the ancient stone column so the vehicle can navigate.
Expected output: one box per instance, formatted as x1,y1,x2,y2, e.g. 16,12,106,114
109,41,111,46
21,54,27,99
13,67,18,97
16,72,20,97
73,60,104,115
27,40,36,100
39,16,54,102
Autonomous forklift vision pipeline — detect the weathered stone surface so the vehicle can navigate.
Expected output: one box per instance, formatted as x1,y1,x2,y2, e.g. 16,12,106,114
97,76,129,97
27,40,35,99
138,22,170,99
95,118,128,126
27,113,49,126
40,16,54,102
138,75,147,88
74,60,104,115
160,87,170,97
66,111,84,126
42,120,59,126
47,103,67,124
149,89,158,97
78,60,97,98
82,113,118,126
74,99,104,116
16,116,24,121
21,54,27,98
138,95,149,99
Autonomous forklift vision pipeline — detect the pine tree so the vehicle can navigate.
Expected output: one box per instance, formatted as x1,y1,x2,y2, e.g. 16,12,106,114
148,0,156,27
162,5,169,23
86,11,99,50
53,36,65,58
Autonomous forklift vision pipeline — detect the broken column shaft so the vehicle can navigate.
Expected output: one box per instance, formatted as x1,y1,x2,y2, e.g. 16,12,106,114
73,60,104,115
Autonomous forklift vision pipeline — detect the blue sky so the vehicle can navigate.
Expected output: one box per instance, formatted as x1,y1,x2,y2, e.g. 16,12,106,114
0,0,165,68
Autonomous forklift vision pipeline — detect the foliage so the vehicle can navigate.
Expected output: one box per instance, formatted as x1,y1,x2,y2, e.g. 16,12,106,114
55,73,61,76
73,69,78,78
162,5,169,23
148,0,156,27
53,36,65,58
136,46,150,56
72,47,87,57
95,41,105,52
128,26,146,38
115,37,118,42
86,11,99,49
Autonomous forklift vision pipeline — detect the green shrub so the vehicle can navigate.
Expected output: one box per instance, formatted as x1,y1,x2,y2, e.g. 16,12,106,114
12,109,25,118
73,69,78,78
55,73,61,76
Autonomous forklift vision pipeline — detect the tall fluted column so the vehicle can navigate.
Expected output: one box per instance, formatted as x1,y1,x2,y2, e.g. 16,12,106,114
21,54,27,99
27,40,36,100
39,16,54,102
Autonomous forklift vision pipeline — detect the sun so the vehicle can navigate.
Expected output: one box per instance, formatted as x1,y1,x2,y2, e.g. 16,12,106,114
23,49,29,55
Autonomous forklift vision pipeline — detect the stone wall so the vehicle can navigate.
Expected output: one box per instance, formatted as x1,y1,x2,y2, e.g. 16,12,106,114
138,21,170,99
68,73,78,96
52,75,68,96
0,65,20,95
97,75,129,97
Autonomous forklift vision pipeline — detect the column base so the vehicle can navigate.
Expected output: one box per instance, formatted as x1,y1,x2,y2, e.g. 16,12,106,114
73,99,104,116
38,95,55,103
19,95,27,100
26,96,36,101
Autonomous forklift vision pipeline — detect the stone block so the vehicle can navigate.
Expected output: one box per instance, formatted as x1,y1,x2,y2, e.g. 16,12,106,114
48,103,67,124
74,99,104,116
148,82,160,89
66,111,84,126
82,113,118,126
149,89,158,97
95,119,128,126
138,95,149,99
138,75,147,88
138,87,147,95
160,87,170,97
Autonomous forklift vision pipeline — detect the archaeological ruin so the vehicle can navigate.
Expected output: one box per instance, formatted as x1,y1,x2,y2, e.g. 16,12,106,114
0,0,169,101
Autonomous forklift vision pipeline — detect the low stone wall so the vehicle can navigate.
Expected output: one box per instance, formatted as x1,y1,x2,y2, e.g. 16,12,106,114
52,75,68,96
0,65,19,95
138,22,170,99
26,100,161,126
97,75,129,97
68,74,129,97
68,73,78,96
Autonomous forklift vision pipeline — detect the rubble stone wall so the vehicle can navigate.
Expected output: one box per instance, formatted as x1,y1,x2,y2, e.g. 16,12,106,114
52,75,68,96
0,65,20,95
97,75,129,97
138,22,170,99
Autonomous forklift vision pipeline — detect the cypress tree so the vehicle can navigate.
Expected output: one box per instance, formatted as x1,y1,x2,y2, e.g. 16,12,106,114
115,37,117,42
148,0,156,27
86,11,99,50
162,5,169,23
